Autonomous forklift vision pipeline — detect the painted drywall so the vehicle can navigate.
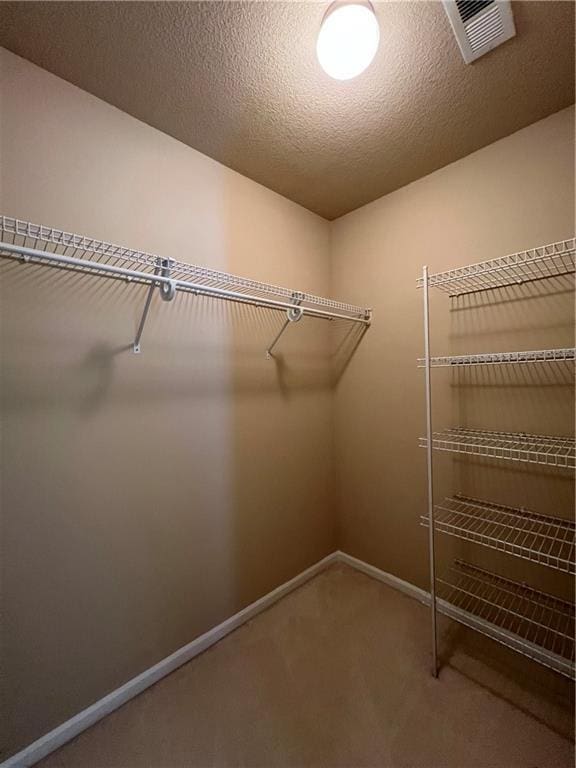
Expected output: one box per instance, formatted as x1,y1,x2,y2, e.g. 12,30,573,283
331,106,575,600
0,48,336,759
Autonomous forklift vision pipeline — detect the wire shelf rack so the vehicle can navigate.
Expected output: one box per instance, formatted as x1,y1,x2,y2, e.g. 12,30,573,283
436,560,575,678
0,216,371,323
417,348,576,368
416,238,575,296
419,428,576,469
421,495,575,574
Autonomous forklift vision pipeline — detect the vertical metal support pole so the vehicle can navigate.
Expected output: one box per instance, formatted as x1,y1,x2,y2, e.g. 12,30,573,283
423,265,438,678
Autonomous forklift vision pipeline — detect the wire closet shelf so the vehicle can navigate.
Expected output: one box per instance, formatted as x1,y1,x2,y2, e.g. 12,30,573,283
416,238,575,296
421,495,575,575
436,560,575,679
0,216,371,355
417,347,576,367
419,428,576,469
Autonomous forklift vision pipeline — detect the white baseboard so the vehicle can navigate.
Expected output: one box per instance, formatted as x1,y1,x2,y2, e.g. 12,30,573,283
2,550,425,768
1,551,339,768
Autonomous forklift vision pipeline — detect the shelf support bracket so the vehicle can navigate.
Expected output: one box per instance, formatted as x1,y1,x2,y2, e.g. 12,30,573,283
133,258,176,354
266,292,305,359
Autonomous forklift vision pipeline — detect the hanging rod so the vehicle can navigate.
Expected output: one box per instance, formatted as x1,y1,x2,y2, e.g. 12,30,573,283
0,216,371,354
0,240,369,323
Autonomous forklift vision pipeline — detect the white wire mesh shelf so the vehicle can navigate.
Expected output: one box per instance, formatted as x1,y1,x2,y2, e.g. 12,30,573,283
0,216,371,323
419,428,576,469
421,495,575,574
417,348,576,368
436,560,575,678
416,238,575,296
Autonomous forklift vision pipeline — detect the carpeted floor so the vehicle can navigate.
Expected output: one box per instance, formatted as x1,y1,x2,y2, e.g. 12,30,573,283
39,563,574,767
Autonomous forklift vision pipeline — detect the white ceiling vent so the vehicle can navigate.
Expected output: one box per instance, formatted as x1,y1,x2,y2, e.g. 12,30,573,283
443,1,516,64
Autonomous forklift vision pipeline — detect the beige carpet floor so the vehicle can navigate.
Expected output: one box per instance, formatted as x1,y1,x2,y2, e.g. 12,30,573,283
39,563,574,767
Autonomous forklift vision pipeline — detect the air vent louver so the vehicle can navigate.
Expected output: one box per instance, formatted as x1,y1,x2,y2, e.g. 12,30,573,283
443,0,515,64
455,1,493,24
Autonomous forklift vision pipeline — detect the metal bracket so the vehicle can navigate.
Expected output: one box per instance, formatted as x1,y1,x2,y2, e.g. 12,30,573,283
133,259,176,354
159,258,177,302
266,292,304,359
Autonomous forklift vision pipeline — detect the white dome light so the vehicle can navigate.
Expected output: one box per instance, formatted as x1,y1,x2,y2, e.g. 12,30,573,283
316,2,380,81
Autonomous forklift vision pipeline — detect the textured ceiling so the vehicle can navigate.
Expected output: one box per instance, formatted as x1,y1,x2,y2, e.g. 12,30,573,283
0,1,574,219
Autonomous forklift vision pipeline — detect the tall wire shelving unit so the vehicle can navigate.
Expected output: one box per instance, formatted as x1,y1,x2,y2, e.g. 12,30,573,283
418,238,576,680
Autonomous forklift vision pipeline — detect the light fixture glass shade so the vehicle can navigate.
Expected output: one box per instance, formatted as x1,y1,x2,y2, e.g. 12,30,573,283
316,3,380,81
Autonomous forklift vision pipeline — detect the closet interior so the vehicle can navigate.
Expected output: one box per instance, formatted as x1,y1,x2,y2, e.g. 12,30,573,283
1,2,575,767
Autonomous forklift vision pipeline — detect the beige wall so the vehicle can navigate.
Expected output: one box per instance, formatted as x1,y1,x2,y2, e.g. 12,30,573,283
0,49,336,758
331,106,575,599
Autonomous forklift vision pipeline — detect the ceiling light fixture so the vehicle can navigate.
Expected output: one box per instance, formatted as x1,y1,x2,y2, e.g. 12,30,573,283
316,2,380,81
